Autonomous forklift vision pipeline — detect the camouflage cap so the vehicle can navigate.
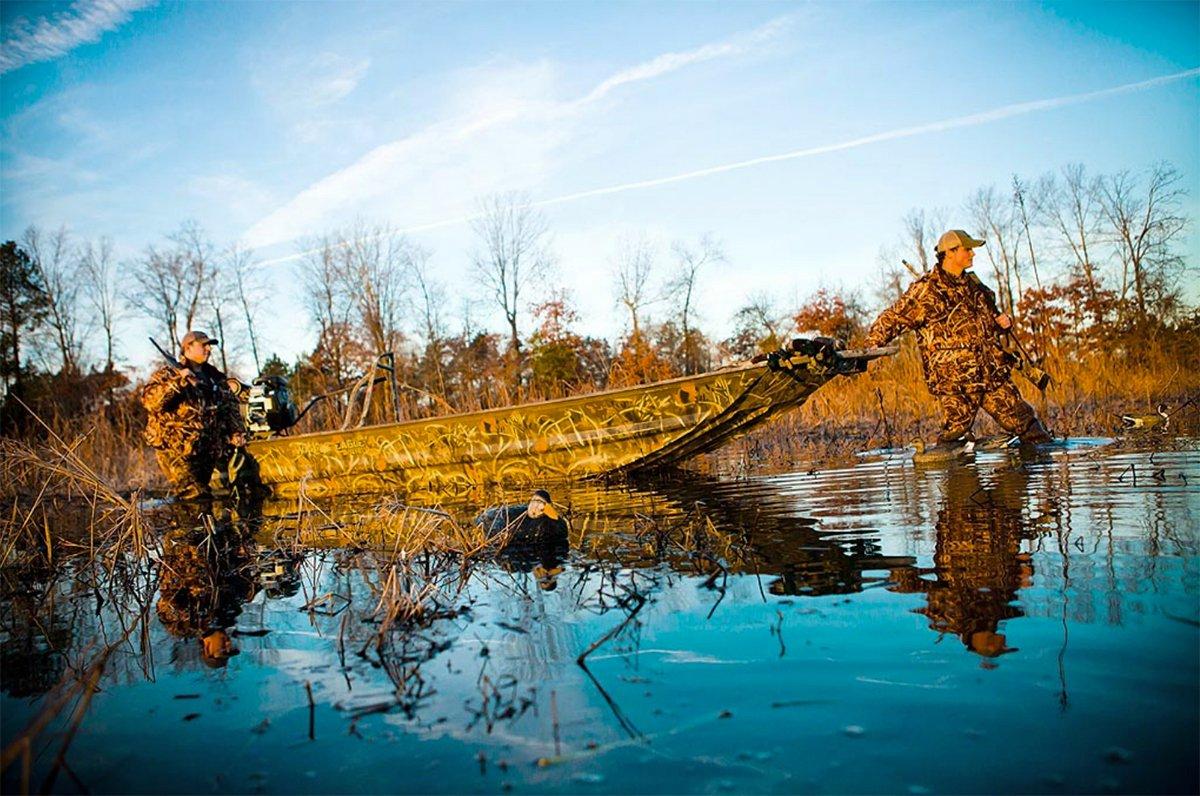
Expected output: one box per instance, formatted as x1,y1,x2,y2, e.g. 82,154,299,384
935,230,986,253
180,330,219,348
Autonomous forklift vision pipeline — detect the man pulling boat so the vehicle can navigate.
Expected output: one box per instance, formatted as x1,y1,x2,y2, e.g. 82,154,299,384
864,230,1052,457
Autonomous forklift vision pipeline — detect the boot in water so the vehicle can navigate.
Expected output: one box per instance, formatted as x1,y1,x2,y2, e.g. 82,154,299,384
1018,419,1053,446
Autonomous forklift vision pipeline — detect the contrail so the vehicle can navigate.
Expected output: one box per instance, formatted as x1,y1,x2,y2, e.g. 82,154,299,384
257,67,1198,268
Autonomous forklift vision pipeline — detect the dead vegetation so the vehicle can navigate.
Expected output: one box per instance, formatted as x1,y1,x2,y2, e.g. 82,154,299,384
716,335,1200,471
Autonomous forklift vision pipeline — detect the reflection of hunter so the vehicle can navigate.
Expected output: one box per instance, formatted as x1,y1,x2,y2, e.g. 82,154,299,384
156,522,259,669
142,330,246,500
865,230,1052,455
890,463,1034,659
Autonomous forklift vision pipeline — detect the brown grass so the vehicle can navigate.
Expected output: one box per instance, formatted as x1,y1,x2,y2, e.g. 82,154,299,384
716,338,1200,471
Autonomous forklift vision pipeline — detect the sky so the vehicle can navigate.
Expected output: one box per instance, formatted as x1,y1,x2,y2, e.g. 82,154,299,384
1,0,1198,375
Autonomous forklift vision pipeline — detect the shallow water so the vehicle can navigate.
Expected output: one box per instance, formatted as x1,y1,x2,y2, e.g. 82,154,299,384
3,441,1198,794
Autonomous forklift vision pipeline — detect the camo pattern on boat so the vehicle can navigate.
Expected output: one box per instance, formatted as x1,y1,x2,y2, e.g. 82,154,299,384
246,354,840,500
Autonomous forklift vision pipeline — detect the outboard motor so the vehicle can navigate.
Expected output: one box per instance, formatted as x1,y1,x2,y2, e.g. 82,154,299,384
246,375,298,435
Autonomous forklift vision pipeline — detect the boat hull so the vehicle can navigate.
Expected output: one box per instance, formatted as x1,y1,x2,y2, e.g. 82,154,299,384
246,347,876,500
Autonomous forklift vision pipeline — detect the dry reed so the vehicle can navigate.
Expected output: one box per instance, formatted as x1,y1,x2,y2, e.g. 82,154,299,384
717,339,1200,471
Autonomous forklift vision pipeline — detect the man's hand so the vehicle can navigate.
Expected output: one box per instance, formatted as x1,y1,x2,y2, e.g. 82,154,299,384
996,313,1012,331
230,432,246,448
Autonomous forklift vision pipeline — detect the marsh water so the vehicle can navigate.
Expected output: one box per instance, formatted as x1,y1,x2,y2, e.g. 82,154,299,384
3,442,1198,794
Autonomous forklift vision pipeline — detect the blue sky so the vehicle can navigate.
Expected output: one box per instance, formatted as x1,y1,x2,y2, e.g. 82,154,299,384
2,0,1197,372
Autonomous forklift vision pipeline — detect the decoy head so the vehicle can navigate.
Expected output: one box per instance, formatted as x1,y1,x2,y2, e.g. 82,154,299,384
527,489,559,520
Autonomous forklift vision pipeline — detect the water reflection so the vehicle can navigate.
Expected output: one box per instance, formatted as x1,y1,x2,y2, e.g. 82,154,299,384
156,521,261,669
3,446,1197,795
563,471,916,596
889,461,1039,661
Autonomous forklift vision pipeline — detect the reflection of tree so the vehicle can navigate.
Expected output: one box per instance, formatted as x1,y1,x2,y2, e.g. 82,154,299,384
891,463,1035,659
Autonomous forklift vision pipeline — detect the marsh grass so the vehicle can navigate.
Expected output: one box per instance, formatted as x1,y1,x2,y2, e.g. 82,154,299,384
0,409,149,568
716,339,1200,471
0,420,157,795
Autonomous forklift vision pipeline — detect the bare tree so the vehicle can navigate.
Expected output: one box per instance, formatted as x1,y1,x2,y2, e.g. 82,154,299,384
297,233,355,385
171,221,215,336
79,236,121,372
202,258,236,373
667,234,723,375
1033,164,1103,302
342,221,411,356
24,225,85,374
900,207,946,275
407,245,444,346
470,193,553,355
873,209,947,307
128,244,186,348
1011,174,1042,290
967,186,1023,314
724,292,789,360
612,233,657,338
407,244,447,395
220,244,266,373
1096,163,1189,324
128,221,213,349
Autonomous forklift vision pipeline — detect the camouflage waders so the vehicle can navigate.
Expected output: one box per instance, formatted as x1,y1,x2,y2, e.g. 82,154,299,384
937,381,1043,444
866,266,1050,444
142,362,244,500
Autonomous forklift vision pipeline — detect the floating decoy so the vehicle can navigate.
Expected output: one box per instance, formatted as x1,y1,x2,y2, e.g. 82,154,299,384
1119,404,1169,430
911,438,976,463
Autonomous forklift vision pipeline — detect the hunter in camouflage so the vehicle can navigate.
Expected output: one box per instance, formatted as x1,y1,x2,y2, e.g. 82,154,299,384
142,330,245,499
865,230,1051,447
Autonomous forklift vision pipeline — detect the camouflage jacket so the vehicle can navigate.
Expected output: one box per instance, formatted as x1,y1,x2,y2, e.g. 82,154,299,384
142,361,243,458
865,267,1014,395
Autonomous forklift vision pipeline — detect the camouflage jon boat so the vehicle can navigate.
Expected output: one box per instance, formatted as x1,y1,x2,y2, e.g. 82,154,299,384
246,340,892,500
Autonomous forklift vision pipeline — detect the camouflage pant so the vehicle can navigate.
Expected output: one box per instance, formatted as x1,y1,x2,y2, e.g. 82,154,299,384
937,380,1044,442
155,449,217,500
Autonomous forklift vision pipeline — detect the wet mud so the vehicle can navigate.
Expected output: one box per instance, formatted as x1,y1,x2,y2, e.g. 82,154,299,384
2,441,1197,794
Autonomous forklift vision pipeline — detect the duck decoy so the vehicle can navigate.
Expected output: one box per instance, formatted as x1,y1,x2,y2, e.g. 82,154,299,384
911,438,975,464
1119,404,1169,430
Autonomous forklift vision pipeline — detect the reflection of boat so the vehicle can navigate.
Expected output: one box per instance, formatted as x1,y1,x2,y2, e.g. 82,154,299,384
566,471,915,596
248,341,893,500
262,469,915,599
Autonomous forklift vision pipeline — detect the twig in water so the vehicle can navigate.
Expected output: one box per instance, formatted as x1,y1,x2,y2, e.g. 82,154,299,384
577,593,647,665
306,681,315,741
551,690,561,758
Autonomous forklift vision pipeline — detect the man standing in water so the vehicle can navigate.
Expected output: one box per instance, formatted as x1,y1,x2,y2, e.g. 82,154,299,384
864,230,1052,454
142,330,245,500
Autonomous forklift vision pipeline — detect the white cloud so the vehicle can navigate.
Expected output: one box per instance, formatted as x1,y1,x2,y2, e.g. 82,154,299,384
253,51,371,114
187,173,278,227
534,67,1200,208
576,13,795,106
244,16,793,254
0,0,155,74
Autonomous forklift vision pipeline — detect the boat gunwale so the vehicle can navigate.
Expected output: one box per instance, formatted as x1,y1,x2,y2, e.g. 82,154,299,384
250,359,776,447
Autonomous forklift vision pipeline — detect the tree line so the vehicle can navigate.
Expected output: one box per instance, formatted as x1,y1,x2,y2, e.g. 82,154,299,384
1,160,1193,434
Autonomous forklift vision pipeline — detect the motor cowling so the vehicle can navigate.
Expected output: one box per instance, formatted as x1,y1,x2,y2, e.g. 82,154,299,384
246,375,298,435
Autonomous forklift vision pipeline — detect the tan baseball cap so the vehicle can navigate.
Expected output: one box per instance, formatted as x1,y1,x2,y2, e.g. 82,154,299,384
180,330,219,348
935,230,986,253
